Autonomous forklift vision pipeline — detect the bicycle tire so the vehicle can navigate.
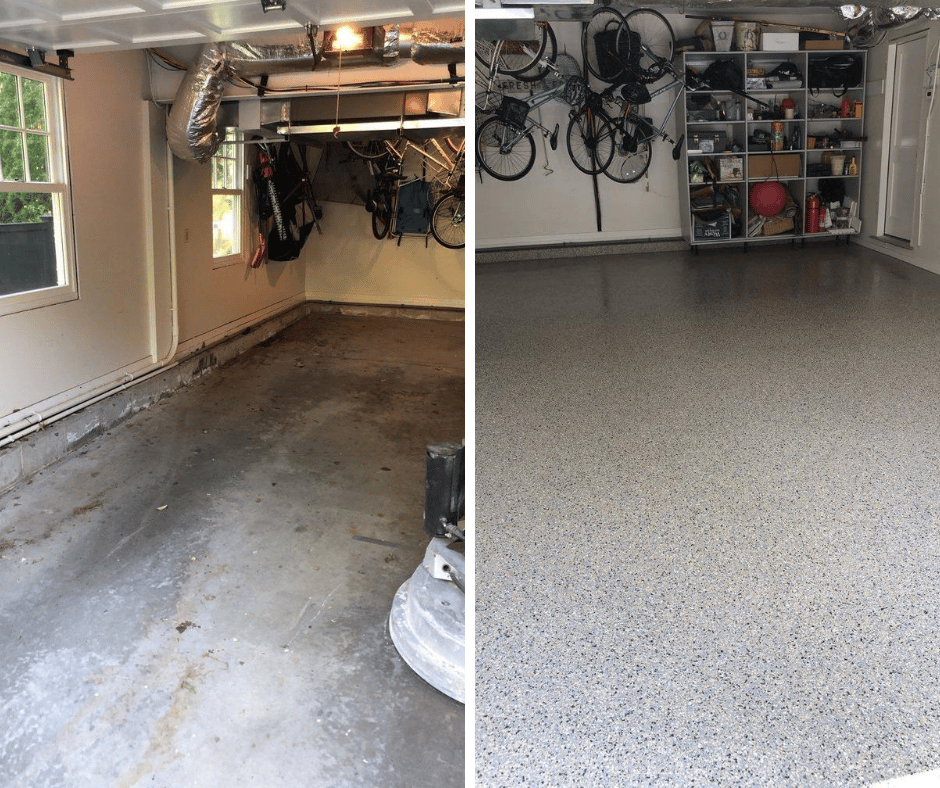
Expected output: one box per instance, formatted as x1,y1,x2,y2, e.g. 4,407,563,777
346,140,388,160
371,194,391,239
583,6,627,83
430,192,465,249
566,107,616,176
475,23,547,78
604,119,653,183
513,22,557,83
476,116,536,181
617,9,675,84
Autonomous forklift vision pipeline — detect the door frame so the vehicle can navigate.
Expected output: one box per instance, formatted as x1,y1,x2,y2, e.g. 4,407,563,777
877,28,931,246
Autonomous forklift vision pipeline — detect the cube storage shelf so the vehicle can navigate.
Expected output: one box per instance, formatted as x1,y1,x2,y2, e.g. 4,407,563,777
679,49,866,247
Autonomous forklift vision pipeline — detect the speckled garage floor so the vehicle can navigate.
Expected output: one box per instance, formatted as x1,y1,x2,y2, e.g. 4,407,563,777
0,312,464,788
475,245,940,788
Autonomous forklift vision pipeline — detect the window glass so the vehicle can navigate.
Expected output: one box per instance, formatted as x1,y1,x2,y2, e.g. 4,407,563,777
0,65,76,314
0,71,21,127
0,129,24,181
25,133,48,182
21,78,46,131
210,130,243,261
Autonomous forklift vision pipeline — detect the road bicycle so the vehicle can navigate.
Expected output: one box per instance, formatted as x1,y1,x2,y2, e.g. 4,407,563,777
475,52,585,181
570,7,695,183
583,6,676,86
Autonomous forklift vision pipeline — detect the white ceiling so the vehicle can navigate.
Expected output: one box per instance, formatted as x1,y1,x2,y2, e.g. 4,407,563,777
0,0,464,54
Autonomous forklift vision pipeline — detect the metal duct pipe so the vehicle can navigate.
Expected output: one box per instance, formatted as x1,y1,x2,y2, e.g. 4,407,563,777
167,43,230,163
228,38,321,76
167,26,464,162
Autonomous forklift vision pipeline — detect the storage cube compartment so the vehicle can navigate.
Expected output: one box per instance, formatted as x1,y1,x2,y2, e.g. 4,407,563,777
688,130,728,153
693,211,732,240
749,153,801,178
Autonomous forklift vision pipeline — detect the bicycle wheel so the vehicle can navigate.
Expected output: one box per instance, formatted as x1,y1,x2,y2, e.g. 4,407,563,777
566,107,616,176
618,9,675,84
371,192,391,239
604,119,653,183
475,22,547,78
346,140,388,160
476,116,536,181
583,6,627,83
512,22,556,82
430,192,465,249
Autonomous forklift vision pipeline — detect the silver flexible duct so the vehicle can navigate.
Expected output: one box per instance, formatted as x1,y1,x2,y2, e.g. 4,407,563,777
166,43,230,163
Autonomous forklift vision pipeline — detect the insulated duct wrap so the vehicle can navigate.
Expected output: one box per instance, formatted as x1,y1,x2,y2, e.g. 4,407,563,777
228,38,321,76
167,25,465,162
167,43,230,163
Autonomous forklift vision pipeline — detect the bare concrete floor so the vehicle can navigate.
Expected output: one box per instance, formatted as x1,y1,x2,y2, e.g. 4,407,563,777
0,313,464,788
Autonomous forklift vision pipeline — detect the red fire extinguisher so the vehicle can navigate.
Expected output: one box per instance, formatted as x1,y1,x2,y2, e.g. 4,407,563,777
807,193,820,233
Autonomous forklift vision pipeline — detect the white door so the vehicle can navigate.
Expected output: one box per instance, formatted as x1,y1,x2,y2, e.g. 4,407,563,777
884,34,927,241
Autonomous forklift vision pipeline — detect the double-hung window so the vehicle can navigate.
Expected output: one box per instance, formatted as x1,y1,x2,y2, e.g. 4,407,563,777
0,63,76,315
211,129,245,266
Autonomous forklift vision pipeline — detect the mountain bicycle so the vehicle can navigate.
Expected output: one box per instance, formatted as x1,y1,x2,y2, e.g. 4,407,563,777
475,53,585,181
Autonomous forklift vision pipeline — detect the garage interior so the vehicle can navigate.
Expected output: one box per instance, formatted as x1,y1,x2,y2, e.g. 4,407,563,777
0,2,465,786
475,3,940,787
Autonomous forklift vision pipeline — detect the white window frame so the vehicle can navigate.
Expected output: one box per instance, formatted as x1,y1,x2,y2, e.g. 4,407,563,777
0,63,77,317
210,129,247,269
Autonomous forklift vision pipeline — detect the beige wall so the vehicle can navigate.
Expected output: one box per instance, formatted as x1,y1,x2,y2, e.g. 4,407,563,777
0,48,464,442
306,201,464,309
0,51,156,419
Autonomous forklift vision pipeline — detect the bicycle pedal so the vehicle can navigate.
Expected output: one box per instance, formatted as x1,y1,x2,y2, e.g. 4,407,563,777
549,124,559,151
672,134,686,161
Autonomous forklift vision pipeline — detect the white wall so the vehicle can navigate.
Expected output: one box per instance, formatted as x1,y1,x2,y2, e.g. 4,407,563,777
476,19,684,249
854,20,940,273
476,11,862,251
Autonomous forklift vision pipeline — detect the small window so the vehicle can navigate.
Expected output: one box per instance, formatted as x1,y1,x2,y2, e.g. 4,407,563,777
0,65,76,316
211,129,244,265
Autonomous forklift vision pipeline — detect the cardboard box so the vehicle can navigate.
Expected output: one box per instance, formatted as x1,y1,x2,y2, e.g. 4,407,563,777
803,39,846,50
761,32,799,51
749,153,801,178
719,156,744,181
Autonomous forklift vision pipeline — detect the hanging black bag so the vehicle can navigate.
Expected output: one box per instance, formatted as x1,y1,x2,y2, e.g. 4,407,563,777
809,55,863,96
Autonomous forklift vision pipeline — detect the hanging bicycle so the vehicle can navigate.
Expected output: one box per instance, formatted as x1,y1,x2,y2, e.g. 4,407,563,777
475,52,585,181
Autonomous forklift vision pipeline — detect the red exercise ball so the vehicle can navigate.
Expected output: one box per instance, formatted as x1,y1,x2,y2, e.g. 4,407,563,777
749,181,787,217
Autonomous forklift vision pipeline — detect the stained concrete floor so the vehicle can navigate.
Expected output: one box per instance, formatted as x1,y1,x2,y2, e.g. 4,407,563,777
476,244,940,787
0,312,464,788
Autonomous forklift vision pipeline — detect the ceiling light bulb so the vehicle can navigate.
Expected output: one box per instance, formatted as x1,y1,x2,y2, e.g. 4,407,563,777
333,25,364,51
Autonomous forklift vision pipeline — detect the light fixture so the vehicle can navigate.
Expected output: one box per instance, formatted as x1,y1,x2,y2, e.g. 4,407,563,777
325,25,372,53
260,0,285,12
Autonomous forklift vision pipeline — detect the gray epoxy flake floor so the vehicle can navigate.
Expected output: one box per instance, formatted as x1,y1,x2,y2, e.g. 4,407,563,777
475,246,940,788
0,313,464,788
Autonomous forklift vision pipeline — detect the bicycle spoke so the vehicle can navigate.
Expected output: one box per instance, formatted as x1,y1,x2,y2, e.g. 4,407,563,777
583,6,627,83
566,109,616,175
431,193,465,249
476,117,536,181
604,120,653,183
619,9,675,84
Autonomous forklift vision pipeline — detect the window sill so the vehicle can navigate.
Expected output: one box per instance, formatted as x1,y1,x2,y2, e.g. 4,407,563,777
0,283,78,318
